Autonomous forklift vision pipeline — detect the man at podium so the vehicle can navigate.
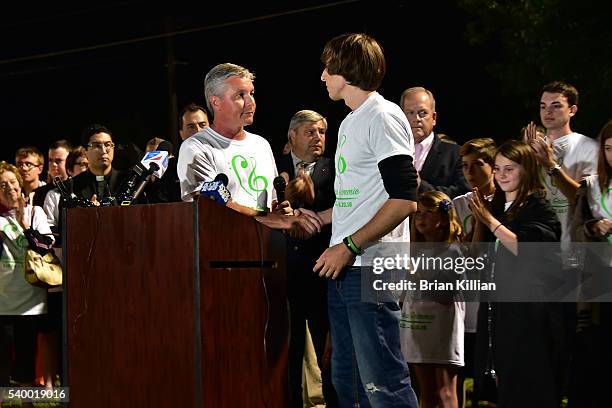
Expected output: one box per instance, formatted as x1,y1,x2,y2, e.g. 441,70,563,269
177,63,278,215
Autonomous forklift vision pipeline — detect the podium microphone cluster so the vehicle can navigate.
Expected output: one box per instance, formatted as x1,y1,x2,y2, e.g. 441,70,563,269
117,141,172,206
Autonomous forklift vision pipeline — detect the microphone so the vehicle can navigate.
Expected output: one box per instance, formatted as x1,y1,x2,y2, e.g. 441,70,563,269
197,174,231,205
117,149,170,206
273,176,286,203
156,140,174,155
54,177,97,208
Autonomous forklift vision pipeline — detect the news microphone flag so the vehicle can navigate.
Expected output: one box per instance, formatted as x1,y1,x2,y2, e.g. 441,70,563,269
141,151,169,178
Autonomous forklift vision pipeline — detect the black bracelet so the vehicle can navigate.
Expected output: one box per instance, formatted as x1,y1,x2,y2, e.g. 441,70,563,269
343,236,361,255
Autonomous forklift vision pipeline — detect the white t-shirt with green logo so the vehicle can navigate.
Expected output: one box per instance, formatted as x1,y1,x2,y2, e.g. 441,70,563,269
331,92,414,265
544,132,598,244
0,206,51,315
178,128,278,211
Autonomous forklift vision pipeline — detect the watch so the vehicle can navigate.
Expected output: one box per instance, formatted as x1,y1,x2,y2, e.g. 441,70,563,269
547,163,561,176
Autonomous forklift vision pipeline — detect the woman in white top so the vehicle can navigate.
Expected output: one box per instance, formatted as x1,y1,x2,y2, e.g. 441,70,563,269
0,161,53,386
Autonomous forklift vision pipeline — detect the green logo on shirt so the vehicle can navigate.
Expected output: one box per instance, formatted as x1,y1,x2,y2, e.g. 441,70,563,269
231,155,269,198
337,134,347,174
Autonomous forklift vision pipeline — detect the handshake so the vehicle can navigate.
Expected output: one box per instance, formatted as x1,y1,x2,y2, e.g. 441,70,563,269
262,173,325,239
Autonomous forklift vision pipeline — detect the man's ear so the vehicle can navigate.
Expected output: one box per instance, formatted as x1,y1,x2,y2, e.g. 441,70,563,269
569,105,578,117
209,95,219,110
288,129,296,146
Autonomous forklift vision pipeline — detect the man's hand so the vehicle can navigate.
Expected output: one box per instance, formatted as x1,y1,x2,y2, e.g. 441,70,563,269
525,121,555,168
288,208,323,239
592,219,612,237
254,207,322,232
90,194,101,207
271,199,293,215
313,243,355,279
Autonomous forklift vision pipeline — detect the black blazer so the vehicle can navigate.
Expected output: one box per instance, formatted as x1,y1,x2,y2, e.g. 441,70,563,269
419,134,469,198
277,154,335,260
32,182,54,208
67,168,126,202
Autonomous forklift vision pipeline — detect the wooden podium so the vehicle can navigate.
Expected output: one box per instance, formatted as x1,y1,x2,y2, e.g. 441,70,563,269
63,198,288,407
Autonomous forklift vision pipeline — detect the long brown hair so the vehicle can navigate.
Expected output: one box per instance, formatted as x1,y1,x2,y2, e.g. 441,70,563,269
492,140,546,220
597,119,612,193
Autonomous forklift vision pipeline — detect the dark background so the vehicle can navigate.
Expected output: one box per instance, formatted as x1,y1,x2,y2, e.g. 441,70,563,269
1,0,610,170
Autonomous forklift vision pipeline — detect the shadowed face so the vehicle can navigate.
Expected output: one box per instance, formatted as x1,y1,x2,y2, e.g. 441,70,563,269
0,170,22,208
289,120,327,162
462,152,493,190
494,154,522,201
16,153,43,184
180,110,209,140
414,204,446,238
210,76,256,129
48,147,69,180
540,92,576,132
402,91,437,143
86,132,114,173
321,68,347,101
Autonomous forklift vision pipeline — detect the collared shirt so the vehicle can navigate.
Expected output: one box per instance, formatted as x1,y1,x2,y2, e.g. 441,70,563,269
290,152,316,177
414,132,435,172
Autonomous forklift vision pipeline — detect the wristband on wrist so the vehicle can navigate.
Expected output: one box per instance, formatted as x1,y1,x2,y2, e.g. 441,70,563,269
492,223,503,234
343,235,362,255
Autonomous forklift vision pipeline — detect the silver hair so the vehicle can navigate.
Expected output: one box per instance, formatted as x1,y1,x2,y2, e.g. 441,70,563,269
287,110,327,139
204,63,255,115
399,86,436,111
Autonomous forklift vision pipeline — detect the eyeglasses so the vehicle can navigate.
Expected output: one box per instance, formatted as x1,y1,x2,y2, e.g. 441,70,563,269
75,161,88,169
16,161,41,170
88,142,115,151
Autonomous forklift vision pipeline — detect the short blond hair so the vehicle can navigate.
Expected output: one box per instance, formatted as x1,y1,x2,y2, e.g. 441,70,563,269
0,161,23,188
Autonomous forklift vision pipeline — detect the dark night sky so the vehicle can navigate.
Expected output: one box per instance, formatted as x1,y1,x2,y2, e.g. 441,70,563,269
0,0,547,167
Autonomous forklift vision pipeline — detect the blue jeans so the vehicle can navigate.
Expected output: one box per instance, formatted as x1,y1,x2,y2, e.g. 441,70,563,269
328,267,418,408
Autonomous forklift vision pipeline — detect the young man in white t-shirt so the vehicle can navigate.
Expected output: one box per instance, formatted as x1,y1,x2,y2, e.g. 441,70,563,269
527,81,598,244
312,33,419,408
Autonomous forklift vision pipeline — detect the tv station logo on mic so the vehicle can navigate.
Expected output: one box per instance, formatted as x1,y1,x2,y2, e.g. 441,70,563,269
141,151,169,178
195,174,230,205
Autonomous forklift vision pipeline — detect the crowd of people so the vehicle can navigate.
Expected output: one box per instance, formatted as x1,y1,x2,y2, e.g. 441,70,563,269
0,31,609,408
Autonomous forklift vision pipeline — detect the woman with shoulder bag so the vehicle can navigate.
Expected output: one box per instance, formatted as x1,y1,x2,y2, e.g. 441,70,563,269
0,161,54,387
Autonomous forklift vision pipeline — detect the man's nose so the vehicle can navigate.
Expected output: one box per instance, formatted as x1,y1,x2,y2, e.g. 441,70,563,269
321,69,328,81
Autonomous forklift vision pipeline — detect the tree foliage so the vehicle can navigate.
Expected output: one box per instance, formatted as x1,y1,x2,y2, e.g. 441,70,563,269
458,0,612,136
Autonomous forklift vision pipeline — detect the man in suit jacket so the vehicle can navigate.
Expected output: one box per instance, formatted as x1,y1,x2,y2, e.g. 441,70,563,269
400,87,469,198
277,110,337,408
